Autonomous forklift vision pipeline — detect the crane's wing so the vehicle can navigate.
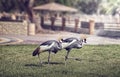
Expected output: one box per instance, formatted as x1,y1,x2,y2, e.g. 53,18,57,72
40,40,54,45
61,39,76,48
40,42,55,51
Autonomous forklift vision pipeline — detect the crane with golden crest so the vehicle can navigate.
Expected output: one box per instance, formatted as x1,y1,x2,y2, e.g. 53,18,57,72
59,34,87,65
32,34,87,65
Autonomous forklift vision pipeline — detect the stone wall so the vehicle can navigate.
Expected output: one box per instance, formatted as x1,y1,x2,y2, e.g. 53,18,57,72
0,21,28,35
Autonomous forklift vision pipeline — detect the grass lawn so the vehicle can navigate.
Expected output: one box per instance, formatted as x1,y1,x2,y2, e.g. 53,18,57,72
0,45,120,77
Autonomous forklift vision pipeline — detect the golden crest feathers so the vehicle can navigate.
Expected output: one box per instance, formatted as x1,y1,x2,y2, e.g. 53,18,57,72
80,34,87,39
58,36,63,41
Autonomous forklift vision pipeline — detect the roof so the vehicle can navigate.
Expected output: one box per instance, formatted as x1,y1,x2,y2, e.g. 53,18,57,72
33,2,77,12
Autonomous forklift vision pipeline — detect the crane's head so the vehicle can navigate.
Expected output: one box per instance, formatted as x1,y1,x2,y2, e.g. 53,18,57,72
82,38,87,43
81,34,87,43
32,47,40,56
58,37,63,43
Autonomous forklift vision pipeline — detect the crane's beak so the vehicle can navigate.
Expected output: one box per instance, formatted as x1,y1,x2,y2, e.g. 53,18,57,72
58,37,63,43
32,47,40,56
80,34,87,43
84,38,87,43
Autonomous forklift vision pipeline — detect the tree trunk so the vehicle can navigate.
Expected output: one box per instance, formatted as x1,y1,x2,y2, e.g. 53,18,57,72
20,0,53,33
27,0,34,23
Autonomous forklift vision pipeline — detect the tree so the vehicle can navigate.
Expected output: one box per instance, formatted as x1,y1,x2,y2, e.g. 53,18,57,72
77,0,100,14
0,0,35,22
17,0,34,22
55,0,75,6
0,0,16,12
55,0,64,4
0,0,77,22
99,0,120,14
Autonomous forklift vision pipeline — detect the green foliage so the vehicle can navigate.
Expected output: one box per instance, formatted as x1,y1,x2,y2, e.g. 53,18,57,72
0,0,120,15
0,0,76,12
56,0,65,4
100,0,120,14
55,0,74,6
0,45,120,77
76,0,100,14
0,0,16,12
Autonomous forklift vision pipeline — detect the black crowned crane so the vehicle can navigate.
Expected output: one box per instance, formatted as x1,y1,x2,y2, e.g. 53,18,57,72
32,40,62,64
60,37,87,64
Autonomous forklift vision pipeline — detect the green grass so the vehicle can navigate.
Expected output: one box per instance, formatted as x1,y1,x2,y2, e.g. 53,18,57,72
0,45,120,77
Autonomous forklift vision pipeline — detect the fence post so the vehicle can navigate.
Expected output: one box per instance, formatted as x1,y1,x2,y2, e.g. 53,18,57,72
50,16,55,30
89,20,95,35
28,23,35,35
74,18,79,32
61,16,66,30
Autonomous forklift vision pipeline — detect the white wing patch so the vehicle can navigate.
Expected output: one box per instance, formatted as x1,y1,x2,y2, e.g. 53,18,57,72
40,42,55,51
62,39,76,48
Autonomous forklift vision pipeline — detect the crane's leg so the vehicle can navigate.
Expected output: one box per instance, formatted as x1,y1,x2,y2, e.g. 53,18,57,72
38,54,42,65
65,50,70,66
48,51,51,65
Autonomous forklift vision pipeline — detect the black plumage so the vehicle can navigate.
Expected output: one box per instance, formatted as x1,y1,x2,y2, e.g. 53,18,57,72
60,37,86,63
61,37,79,43
32,37,86,65
32,40,62,64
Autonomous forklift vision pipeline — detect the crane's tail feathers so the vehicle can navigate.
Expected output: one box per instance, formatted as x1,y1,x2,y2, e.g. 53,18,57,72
32,47,40,56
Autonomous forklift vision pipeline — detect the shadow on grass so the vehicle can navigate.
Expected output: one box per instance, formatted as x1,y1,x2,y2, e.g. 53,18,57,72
42,62,64,65
25,62,64,67
25,64,43,67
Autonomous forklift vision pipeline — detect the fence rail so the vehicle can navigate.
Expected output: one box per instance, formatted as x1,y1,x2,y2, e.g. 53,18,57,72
43,15,120,31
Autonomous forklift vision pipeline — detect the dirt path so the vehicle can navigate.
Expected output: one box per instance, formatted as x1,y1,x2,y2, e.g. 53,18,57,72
0,31,120,45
